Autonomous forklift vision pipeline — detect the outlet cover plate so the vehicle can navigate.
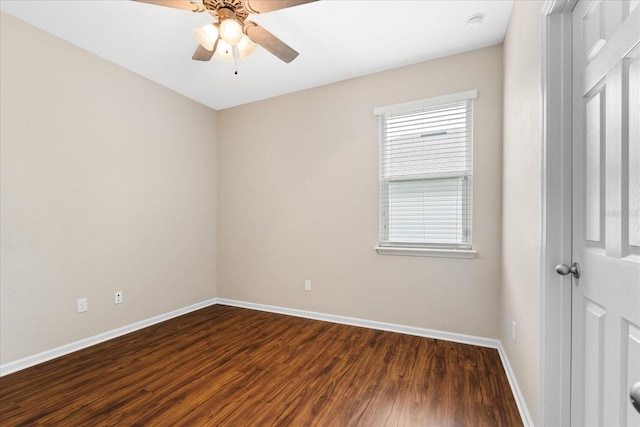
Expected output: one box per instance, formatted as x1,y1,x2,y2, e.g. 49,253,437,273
77,298,88,313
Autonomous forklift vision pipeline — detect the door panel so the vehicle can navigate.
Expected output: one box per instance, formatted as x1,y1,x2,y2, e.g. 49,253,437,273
585,90,604,243
627,324,640,424
583,299,606,425
572,1,640,426
629,50,640,250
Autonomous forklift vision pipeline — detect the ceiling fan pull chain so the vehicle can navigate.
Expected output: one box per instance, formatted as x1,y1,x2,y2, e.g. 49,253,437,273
233,44,239,75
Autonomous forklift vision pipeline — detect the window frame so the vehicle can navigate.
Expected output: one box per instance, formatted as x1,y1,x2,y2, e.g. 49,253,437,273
374,90,478,258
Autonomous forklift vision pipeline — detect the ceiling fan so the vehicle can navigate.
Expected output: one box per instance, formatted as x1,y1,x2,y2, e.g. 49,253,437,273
133,0,317,65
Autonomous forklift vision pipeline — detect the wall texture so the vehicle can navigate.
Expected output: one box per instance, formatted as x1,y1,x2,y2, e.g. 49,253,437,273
0,12,218,365
501,1,544,424
218,45,503,339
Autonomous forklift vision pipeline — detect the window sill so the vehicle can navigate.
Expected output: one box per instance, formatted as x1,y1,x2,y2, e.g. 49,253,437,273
374,246,477,259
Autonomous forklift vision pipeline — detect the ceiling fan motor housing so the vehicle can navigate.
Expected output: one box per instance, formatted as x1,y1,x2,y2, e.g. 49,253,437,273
203,0,250,21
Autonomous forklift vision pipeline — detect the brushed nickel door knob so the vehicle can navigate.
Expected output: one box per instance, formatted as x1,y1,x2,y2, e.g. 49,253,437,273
555,262,580,279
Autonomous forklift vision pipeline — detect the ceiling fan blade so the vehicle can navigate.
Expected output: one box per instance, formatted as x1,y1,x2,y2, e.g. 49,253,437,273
242,0,317,14
192,44,215,61
245,23,299,63
131,0,206,13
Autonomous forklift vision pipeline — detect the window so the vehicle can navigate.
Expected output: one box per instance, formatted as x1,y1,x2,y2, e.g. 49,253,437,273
374,90,477,258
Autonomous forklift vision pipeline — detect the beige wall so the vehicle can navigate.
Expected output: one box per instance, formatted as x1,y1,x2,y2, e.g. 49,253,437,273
218,45,503,338
501,0,544,423
2,10,545,422
0,12,218,365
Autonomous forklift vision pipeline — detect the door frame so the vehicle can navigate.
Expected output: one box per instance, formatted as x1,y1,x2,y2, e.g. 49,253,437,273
540,0,576,426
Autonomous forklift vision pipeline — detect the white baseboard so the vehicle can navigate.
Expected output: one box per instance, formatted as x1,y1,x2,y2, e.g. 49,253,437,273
1,296,533,427
218,298,534,427
497,343,535,427
0,298,217,377
217,298,501,348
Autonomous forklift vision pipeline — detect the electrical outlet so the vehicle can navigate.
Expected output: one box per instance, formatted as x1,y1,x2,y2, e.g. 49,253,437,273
512,320,517,341
304,280,311,292
77,298,88,313
114,291,123,304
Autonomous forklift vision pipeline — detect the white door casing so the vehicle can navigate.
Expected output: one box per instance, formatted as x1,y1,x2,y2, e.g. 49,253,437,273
540,2,575,425
571,2,640,426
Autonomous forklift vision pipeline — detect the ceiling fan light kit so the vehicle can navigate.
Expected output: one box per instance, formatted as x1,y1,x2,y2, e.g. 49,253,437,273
134,0,317,69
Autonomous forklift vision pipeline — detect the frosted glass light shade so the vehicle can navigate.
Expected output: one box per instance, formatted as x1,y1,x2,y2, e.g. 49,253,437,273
194,24,219,51
237,34,257,57
219,18,243,45
213,39,234,60
213,35,256,60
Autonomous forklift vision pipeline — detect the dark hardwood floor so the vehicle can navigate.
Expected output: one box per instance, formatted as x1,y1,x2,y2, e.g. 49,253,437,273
0,305,523,426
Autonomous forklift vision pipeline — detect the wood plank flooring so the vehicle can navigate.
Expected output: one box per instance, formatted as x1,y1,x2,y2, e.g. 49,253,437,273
0,305,523,426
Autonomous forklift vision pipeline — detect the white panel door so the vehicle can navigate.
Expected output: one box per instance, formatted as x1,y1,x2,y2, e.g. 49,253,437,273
571,1,640,426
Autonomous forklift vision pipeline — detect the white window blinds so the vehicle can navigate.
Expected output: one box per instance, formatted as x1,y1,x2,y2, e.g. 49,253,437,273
375,90,476,250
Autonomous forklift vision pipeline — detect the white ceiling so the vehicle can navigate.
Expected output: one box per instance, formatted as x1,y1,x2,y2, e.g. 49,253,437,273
0,0,513,110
